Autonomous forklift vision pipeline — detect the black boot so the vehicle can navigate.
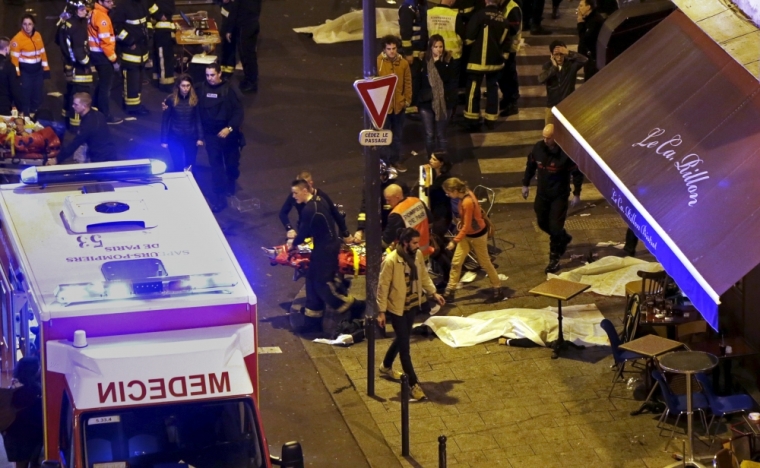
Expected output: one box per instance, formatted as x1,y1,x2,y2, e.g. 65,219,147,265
558,233,573,256
499,102,519,117
551,6,560,19
545,255,561,274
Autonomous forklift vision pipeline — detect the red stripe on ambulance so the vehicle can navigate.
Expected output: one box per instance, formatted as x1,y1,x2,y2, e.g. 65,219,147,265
97,372,231,403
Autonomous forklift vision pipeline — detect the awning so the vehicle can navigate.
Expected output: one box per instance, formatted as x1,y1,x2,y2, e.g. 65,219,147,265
552,10,760,330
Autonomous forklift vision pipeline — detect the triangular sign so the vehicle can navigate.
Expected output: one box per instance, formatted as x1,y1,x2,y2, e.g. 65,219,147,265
353,75,398,130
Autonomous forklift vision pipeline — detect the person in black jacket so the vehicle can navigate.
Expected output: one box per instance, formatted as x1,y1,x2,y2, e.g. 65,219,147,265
279,170,344,243
197,63,244,212
56,92,116,164
521,124,584,273
161,75,203,172
218,0,238,77
425,152,454,285
0,37,23,115
2,357,43,468
577,0,606,81
538,40,587,125
463,0,509,131
225,0,261,93
111,0,151,115
418,35,456,155
57,1,93,128
290,179,363,332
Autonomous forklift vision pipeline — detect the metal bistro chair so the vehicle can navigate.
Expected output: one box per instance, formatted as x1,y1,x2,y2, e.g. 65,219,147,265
600,319,646,398
651,369,710,451
694,373,756,441
621,293,643,343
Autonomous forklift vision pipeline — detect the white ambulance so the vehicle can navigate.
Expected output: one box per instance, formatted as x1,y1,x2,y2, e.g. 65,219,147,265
0,161,302,468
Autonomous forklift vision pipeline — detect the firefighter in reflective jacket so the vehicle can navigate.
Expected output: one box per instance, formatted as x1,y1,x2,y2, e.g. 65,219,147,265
111,0,151,115
399,0,427,108
463,0,509,130
497,0,522,117
57,1,92,128
149,0,175,92
381,184,434,257
88,0,121,124
218,0,237,77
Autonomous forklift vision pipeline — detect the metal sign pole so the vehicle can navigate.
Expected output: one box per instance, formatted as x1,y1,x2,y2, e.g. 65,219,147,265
362,0,380,398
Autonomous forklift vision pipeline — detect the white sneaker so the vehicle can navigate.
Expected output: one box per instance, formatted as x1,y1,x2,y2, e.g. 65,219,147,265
430,303,441,315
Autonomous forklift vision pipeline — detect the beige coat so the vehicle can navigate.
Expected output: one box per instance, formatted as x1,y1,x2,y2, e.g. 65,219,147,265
377,52,412,114
377,249,436,316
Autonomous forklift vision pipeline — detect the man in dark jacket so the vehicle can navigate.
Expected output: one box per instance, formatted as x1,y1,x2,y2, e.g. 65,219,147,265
290,179,363,332
522,124,584,273
198,63,244,212
225,0,261,93
399,0,427,107
57,1,93,128
279,170,345,242
111,0,151,115
538,40,587,125
463,0,509,131
56,92,117,163
577,0,606,81
0,37,23,115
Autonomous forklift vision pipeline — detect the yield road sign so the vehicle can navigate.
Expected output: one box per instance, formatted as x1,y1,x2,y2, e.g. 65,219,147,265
353,75,398,130
359,129,392,146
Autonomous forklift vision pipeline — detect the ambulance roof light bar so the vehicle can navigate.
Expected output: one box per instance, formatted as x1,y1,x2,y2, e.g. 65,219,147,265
54,273,238,306
21,159,167,185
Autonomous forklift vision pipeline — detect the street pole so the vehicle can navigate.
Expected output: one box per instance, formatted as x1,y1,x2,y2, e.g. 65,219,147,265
362,0,380,397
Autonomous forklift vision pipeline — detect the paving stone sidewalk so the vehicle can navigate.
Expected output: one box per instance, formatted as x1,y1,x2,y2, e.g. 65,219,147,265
290,199,747,467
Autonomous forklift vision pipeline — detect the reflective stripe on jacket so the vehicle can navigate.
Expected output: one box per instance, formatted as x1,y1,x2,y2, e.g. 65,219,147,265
390,196,433,256
427,5,464,60
465,5,508,73
503,0,522,54
9,31,49,75
88,3,117,61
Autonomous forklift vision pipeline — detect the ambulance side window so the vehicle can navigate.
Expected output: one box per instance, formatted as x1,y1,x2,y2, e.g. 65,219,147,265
59,392,74,467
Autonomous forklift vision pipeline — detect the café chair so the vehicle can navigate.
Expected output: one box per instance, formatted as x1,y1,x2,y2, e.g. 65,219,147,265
651,369,709,451
694,373,755,441
625,270,670,304
601,319,645,397
713,448,740,468
621,293,643,343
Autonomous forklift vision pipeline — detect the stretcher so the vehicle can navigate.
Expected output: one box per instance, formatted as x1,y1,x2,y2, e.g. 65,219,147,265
262,242,372,280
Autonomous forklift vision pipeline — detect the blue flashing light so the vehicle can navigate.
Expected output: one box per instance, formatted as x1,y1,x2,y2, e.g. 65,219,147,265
21,159,167,185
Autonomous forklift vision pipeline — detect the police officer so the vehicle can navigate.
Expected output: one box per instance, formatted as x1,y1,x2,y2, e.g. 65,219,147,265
521,124,584,273
226,0,261,93
426,0,465,87
0,37,23,116
463,0,509,131
218,0,237,78
57,1,93,128
56,92,116,164
197,63,244,212
89,0,122,124
290,179,364,332
498,0,522,117
111,0,151,115
150,0,175,92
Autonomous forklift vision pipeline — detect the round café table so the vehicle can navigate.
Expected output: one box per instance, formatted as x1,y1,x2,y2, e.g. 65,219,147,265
658,351,719,468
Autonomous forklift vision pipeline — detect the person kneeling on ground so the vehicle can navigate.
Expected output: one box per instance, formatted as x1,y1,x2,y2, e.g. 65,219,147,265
377,227,445,402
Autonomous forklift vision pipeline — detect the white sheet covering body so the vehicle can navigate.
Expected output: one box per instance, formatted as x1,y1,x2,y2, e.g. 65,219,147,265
549,256,663,296
294,8,400,44
424,304,608,348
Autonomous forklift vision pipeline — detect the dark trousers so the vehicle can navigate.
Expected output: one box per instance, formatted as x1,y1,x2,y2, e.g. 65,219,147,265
304,272,353,318
122,66,143,110
464,71,500,123
523,0,545,26
93,60,115,117
624,228,639,255
204,131,241,196
238,21,260,85
153,30,175,92
534,194,570,257
419,106,448,154
498,53,519,106
167,133,198,172
220,34,237,77
19,68,43,115
382,112,406,165
383,307,419,387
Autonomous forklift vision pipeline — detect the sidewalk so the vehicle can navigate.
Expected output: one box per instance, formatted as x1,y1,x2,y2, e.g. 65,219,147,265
290,198,733,467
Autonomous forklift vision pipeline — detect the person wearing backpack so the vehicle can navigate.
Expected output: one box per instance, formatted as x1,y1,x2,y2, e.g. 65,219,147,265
2,357,43,468
442,177,504,303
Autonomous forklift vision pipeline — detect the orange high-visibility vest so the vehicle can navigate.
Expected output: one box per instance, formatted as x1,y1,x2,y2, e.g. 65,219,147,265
9,31,49,75
390,197,434,256
89,3,117,61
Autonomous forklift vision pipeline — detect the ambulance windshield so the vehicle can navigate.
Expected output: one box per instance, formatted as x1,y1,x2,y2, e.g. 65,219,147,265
80,398,265,468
